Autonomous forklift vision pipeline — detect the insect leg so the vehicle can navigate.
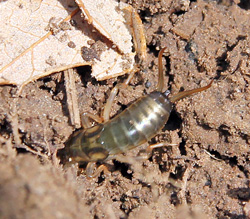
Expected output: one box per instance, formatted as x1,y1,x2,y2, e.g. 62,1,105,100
135,142,178,161
86,162,109,178
81,112,103,129
102,67,138,122
113,142,177,164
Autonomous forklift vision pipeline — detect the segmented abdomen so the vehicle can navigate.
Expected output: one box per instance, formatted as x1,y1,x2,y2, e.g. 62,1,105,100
98,91,173,155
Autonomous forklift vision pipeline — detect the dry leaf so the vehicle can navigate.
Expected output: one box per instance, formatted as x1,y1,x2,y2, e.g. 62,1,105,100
76,0,133,54
75,0,135,80
0,0,135,85
0,0,92,85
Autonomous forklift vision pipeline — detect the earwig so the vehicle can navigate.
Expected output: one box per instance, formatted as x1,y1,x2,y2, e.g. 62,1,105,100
58,47,213,177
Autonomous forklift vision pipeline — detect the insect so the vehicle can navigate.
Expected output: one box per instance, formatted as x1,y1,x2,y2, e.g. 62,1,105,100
58,47,213,177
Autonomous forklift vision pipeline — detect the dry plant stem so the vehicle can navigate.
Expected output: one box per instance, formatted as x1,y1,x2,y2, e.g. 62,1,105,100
122,5,147,60
17,144,49,158
204,149,222,161
64,69,81,128
179,164,192,206
9,96,21,146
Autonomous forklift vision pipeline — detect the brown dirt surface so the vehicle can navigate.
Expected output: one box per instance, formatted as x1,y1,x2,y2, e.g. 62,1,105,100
1,0,250,218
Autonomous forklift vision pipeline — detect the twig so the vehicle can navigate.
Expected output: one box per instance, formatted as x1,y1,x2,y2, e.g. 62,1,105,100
64,69,81,128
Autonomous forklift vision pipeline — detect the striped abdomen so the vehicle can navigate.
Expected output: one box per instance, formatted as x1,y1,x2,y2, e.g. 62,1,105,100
98,91,173,155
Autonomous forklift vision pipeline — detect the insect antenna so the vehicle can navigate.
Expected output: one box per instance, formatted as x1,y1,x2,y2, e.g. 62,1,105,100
169,79,214,103
156,47,168,92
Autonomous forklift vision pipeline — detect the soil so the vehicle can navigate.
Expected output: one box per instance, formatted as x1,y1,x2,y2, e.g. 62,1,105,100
1,0,250,218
